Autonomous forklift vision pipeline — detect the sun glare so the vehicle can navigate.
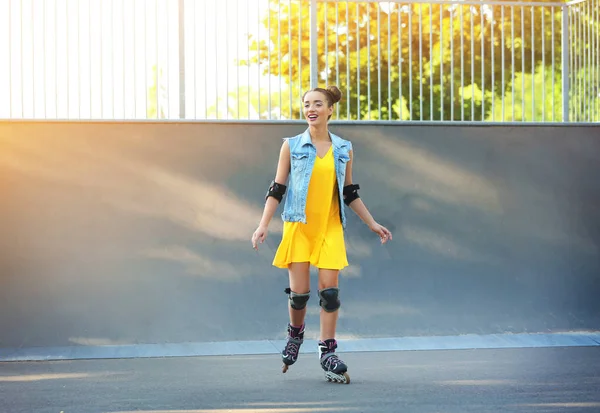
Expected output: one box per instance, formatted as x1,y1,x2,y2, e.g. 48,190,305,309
1,0,273,120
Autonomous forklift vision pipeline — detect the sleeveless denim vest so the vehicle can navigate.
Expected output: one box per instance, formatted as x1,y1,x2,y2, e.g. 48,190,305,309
281,128,353,229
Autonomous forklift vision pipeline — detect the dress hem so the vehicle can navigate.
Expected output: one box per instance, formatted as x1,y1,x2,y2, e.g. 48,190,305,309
272,260,349,271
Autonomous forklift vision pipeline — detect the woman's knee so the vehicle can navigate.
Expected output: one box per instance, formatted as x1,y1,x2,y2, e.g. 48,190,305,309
287,262,311,310
318,268,341,312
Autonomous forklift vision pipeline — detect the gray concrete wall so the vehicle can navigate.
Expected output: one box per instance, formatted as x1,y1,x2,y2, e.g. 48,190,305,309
1,122,599,349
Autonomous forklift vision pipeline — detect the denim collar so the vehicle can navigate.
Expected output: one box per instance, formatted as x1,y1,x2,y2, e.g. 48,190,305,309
299,128,347,149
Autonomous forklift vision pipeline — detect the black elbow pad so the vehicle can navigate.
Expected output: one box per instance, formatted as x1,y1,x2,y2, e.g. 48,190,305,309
266,180,287,203
343,184,360,206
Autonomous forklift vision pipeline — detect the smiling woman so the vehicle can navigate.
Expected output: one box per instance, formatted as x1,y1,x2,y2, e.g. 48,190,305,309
303,86,343,122
251,84,392,384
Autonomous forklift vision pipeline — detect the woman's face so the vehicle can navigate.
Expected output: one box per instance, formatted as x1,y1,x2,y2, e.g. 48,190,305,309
303,91,333,126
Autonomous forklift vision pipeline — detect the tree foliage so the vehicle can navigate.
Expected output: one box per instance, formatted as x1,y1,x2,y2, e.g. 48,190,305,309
243,0,580,121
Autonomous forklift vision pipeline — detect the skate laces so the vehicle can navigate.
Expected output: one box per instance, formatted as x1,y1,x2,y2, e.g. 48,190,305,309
322,353,343,370
283,324,304,360
319,340,341,367
285,341,300,358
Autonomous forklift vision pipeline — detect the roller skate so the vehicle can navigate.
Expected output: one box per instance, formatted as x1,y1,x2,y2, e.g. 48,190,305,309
281,323,304,373
318,339,350,384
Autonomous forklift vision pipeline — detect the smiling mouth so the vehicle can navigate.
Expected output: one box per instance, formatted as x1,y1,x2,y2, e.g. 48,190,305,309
308,114,318,120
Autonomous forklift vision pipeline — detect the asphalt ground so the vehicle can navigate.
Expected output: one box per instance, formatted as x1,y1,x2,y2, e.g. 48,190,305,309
1,346,599,413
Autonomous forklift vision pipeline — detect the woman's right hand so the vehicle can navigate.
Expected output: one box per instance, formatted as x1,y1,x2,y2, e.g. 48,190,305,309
252,225,268,250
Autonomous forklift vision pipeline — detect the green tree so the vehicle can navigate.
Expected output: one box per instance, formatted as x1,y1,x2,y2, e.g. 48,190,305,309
488,63,564,122
243,0,573,121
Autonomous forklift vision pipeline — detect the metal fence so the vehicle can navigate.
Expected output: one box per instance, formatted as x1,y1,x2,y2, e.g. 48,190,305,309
1,0,598,122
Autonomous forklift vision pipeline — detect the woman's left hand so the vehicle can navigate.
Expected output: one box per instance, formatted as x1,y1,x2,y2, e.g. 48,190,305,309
369,222,393,244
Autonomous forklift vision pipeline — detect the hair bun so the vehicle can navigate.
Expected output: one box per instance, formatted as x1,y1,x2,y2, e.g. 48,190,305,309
326,85,342,104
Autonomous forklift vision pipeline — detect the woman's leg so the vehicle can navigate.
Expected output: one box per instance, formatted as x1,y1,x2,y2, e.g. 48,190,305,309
288,262,311,326
317,268,340,341
281,262,311,371
316,268,348,380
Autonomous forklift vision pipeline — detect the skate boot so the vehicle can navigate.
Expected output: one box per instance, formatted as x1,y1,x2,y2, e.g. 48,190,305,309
318,339,350,384
281,323,304,373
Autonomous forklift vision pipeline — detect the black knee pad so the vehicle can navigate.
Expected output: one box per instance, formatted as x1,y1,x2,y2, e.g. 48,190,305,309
285,288,310,310
319,288,341,313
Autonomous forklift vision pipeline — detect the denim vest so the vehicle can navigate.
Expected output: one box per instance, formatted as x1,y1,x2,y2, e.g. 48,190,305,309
281,128,353,229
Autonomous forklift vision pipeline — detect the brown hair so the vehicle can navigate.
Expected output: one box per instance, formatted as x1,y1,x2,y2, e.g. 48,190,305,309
302,86,342,120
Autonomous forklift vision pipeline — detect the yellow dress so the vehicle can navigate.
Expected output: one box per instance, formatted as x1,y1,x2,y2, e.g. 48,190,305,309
272,145,349,270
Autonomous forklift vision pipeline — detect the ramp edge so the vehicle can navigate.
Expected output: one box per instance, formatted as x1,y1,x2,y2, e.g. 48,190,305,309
1,332,599,362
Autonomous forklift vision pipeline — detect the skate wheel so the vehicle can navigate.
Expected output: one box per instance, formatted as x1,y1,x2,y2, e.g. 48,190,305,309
343,372,351,384
282,364,289,373
324,371,350,384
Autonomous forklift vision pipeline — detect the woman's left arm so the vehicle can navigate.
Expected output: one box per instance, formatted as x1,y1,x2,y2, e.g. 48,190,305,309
344,149,393,243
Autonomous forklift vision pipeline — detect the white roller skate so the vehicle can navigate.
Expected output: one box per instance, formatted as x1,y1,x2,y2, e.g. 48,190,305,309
318,339,350,384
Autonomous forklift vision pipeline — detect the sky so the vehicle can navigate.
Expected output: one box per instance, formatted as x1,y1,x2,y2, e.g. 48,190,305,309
0,0,280,120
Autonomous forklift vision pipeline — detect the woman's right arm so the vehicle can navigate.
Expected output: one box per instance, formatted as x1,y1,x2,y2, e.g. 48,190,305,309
259,139,291,227
252,140,290,249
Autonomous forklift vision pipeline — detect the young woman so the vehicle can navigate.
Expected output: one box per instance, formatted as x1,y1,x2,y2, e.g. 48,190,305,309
251,85,392,384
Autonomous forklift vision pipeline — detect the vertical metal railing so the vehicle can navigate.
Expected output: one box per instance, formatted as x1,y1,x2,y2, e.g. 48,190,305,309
567,0,599,121
1,0,598,122
317,0,580,122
